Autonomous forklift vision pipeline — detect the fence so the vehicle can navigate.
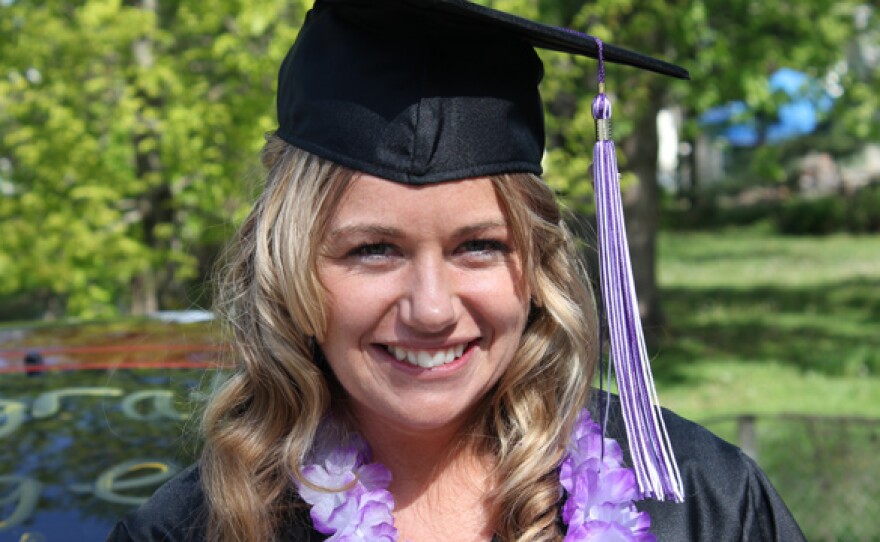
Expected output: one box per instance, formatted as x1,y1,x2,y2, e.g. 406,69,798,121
701,414,880,542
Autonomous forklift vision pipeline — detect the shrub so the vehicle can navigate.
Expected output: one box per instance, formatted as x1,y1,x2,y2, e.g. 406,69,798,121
774,183,880,235
775,197,847,235
847,183,880,233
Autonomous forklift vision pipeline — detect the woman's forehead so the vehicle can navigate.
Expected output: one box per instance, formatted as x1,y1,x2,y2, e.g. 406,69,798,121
326,174,509,232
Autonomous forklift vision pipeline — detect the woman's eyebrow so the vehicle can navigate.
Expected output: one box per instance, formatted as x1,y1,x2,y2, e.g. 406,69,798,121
452,220,509,238
326,220,508,241
326,224,404,240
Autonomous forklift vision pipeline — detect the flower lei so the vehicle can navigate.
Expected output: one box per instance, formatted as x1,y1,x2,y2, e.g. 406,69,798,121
295,409,654,541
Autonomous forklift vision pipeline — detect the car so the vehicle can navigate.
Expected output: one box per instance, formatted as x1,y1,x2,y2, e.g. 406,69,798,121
0,313,223,541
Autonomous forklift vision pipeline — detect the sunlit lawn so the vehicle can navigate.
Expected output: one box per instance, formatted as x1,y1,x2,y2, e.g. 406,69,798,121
653,225,880,541
654,225,880,419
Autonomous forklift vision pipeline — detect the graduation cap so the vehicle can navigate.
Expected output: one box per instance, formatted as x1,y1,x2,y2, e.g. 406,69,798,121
276,0,687,502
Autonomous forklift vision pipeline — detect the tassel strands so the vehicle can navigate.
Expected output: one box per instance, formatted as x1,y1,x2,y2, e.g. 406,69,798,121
590,38,684,502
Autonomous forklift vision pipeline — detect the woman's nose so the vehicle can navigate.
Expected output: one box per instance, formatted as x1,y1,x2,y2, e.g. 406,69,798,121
400,256,457,332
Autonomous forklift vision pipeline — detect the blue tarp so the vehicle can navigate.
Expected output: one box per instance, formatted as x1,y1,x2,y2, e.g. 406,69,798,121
700,68,834,147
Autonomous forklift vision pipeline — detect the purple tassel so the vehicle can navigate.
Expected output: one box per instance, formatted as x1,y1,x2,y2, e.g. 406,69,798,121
591,38,684,502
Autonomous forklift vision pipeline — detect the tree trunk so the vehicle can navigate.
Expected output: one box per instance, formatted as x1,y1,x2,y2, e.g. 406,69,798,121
131,271,158,315
129,0,164,316
622,96,664,344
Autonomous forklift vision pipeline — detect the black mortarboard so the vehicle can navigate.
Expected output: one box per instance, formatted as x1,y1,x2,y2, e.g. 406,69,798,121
276,0,688,185
275,0,689,504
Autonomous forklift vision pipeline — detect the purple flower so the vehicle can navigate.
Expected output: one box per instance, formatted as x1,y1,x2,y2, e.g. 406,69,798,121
590,503,652,537
356,462,393,492
296,429,399,540
332,490,398,541
565,519,655,542
561,411,655,541
566,412,625,470
298,445,361,533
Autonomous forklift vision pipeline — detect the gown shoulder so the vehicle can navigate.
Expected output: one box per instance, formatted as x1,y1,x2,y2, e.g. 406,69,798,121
592,392,806,541
105,464,208,542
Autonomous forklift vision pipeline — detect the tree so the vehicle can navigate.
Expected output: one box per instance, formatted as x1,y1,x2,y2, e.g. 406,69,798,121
1,0,872,322
492,0,867,336
0,0,308,318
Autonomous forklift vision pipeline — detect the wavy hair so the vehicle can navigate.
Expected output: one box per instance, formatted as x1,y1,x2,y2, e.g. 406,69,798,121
201,135,598,541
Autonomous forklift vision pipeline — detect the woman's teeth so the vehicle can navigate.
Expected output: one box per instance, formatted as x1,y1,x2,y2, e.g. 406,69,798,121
387,344,466,368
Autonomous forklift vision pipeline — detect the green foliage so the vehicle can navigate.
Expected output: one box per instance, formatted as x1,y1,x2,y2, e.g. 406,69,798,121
775,185,880,235
664,180,880,235
499,0,863,209
776,197,849,235
847,183,880,233
1,0,873,318
0,0,308,317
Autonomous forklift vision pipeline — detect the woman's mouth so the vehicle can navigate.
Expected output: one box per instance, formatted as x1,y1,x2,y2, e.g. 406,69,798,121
382,341,474,369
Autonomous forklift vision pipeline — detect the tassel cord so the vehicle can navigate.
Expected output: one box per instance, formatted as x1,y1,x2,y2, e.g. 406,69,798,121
591,55,684,500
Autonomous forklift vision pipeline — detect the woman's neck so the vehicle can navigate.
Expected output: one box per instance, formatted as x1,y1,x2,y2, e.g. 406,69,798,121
354,413,496,541
355,413,471,495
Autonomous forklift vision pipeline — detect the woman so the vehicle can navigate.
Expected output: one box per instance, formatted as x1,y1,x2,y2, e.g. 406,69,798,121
207,141,597,541
109,0,804,540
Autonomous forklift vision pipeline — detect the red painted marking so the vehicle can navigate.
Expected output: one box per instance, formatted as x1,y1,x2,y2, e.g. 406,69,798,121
0,343,226,357
0,360,230,374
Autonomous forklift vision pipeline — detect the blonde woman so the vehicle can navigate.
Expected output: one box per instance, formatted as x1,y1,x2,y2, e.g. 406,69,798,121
108,1,804,540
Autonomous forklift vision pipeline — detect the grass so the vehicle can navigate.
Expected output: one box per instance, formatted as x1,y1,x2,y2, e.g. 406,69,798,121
654,225,880,419
651,225,880,541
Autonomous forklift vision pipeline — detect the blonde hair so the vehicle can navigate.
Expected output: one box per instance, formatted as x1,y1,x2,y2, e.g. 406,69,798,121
201,136,598,541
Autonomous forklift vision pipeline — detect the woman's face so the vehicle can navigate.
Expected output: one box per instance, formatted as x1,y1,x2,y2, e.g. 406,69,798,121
317,175,530,435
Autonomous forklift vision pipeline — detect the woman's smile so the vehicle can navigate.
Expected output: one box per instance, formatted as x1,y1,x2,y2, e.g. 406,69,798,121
380,340,475,369
317,174,530,433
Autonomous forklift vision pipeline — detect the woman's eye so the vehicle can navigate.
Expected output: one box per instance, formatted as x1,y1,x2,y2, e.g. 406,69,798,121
348,243,398,260
457,239,510,257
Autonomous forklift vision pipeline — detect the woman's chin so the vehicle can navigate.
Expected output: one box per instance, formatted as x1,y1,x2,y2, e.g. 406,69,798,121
351,396,480,440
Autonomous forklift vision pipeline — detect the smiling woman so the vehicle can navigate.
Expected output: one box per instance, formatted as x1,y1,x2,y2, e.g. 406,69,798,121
185,141,597,541
106,0,804,541
318,175,531,439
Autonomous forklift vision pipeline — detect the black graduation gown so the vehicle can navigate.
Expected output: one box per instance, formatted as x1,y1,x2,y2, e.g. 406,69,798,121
106,394,806,541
